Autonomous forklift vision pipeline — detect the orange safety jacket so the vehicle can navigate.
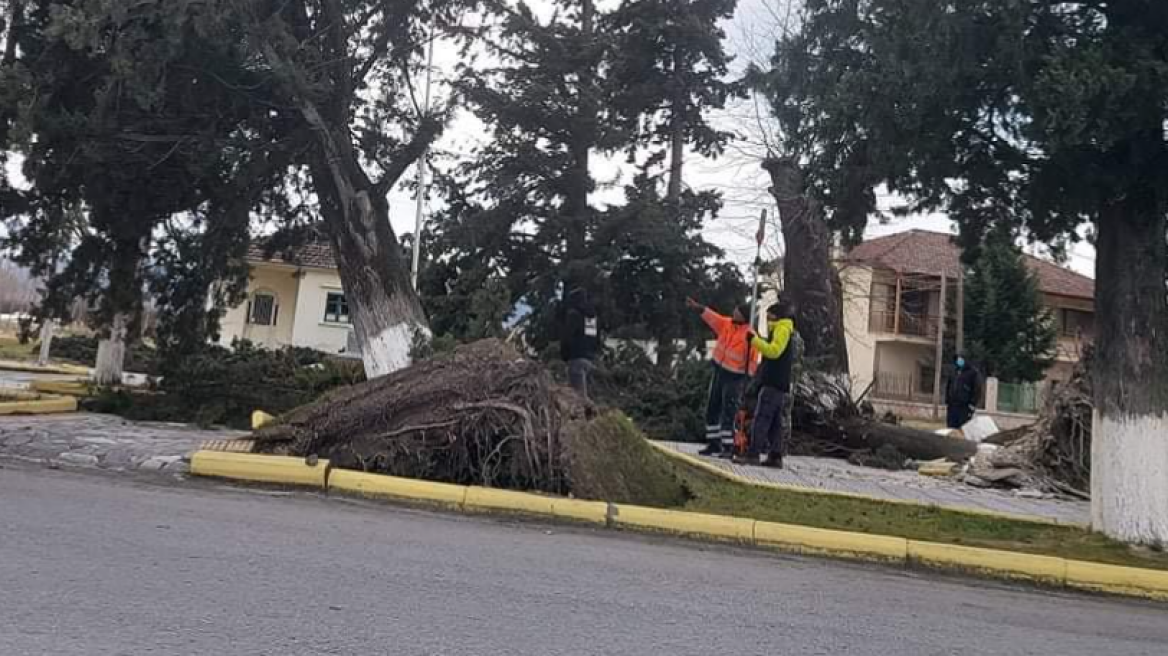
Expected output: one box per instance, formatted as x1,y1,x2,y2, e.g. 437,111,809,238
702,309,759,375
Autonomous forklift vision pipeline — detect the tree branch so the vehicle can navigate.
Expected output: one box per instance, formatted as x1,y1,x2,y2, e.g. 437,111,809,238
372,117,443,197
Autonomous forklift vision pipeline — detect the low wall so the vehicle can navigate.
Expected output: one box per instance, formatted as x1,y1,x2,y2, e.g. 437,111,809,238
870,399,1037,431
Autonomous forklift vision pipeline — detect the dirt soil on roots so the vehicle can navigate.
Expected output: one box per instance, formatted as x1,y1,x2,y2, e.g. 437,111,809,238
252,339,689,505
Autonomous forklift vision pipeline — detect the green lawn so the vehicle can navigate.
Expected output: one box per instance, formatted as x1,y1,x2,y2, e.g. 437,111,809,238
0,336,32,362
662,457,1168,571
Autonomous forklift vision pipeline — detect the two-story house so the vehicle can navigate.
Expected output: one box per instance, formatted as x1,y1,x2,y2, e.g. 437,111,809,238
839,230,1094,406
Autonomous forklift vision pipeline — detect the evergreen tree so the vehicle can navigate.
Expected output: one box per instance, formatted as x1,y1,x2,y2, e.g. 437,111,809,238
784,0,1168,544
0,0,277,382
963,234,1057,383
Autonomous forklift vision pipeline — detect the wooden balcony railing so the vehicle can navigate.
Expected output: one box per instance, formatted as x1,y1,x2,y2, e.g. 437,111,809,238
868,310,941,339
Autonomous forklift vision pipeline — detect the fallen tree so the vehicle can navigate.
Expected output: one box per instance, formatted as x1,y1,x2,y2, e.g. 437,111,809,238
252,340,689,506
967,351,1093,498
788,368,977,463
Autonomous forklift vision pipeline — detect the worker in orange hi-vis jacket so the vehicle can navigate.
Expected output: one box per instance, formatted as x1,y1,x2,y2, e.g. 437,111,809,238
686,297,759,457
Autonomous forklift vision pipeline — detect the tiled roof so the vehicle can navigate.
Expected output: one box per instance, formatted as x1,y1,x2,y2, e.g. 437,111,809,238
246,239,337,270
844,230,1095,300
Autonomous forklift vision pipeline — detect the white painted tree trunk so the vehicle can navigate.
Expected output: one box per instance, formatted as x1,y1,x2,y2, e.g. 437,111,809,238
94,313,128,386
36,320,55,366
1091,411,1168,545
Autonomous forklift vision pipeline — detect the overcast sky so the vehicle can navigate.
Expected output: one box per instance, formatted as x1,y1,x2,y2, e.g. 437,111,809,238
4,0,1097,278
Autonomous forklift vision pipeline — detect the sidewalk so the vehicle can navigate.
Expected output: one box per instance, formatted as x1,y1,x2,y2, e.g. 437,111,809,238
0,414,246,475
656,441,1090,525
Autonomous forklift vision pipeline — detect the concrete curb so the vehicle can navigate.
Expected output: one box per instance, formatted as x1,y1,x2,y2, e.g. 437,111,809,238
186,450,1168,601
0,393,78,415
28,380,91,397
189,451,329,489
647,441,1082,528
0,360,90,376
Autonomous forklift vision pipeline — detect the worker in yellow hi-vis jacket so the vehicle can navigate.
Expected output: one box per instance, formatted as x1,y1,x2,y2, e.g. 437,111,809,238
737,300,796,468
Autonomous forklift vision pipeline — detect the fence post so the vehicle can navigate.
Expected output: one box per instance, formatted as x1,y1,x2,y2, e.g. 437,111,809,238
984,377,1000,414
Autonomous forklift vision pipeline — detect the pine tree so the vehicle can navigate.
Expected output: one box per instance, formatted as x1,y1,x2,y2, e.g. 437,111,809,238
963,234,1057,383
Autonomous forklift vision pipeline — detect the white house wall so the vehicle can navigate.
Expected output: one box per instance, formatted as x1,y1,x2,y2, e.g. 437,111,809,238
219,263,300,349
290,268,352,354
840,264,876,396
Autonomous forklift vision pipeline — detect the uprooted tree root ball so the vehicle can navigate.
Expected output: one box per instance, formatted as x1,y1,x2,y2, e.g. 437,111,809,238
252,339,689,505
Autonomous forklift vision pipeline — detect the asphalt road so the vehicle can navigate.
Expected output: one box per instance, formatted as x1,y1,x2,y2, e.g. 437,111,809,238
2,465,1166,656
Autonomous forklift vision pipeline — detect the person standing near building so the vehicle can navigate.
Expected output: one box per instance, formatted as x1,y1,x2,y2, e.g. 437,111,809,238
739,301,796,468
945,355,981,429
561,287,599,398
686,297,757,456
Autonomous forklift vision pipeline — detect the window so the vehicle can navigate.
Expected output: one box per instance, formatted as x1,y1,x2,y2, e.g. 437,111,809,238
248,292,278,326
1058,308,1093,338
324,292,350,324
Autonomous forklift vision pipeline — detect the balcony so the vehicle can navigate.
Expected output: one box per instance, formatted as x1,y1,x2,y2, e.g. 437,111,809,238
868,310,941,340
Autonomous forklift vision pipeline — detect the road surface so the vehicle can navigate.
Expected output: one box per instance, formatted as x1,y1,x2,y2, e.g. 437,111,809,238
1,464,1165,655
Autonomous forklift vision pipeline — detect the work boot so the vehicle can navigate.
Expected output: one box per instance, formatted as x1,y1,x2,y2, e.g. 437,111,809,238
698,441,722,457
733,453,761,466
763,453,784,469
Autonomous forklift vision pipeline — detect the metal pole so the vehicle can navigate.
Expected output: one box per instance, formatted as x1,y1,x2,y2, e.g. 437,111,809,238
410,33,436,291
932,273,948,420
748,209,767,332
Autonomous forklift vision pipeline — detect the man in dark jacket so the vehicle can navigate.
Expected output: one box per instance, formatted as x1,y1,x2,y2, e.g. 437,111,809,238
945,355,981,429
738,300,796,468
561,287,599,397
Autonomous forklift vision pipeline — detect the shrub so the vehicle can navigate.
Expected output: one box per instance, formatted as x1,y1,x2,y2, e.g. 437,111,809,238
86,340,364,429
591,343,710,443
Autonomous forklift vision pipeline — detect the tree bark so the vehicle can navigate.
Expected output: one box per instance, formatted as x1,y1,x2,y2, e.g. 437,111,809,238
258,28,429,378
35,319,54,367
654,59,688,372
1090,190,1168,545
562,0,598,291
94,312,128,386
762,157,850,376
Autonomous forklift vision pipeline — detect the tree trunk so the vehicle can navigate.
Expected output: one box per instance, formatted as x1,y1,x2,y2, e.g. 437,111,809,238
258,33,430,379
562,0,597,290
94,312,128,386
36,319,54,366
308,154,428,379
1090,192,1168,546
762,157,850,376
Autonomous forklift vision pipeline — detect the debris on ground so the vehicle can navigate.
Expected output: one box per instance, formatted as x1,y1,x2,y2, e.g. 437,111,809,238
958,352,1093,499
251,339,689,505
960,415,1000,443
917,459,958,477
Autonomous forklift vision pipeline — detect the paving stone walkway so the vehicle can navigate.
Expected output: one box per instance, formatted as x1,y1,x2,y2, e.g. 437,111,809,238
658,441,1091,525
0,414,247,476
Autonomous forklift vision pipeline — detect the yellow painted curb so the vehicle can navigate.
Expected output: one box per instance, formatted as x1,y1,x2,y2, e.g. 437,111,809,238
908,541,1067,584
756,521,908,562
551,498,611,525
189,451,328,489
29,380,91,397
0,359,90,376
0,394,78,415
329,469,468,507
251,410,275,430
466,486,556,516
1065,560,1168,600
647,441,1077,528
611,504,755,542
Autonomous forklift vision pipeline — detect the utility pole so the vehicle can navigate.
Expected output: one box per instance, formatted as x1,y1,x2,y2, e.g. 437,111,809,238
956,268,965,353
932,274,948,420
410,33,436,291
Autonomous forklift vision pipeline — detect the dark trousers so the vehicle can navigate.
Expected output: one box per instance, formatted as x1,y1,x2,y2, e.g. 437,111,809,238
705,364,746,448
750,386,788,456
569,359,594,398
946,404,972,430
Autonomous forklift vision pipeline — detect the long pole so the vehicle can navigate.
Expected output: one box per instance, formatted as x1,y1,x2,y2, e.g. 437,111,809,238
932,273,948,420
410,33,436,291
748,209,767,331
